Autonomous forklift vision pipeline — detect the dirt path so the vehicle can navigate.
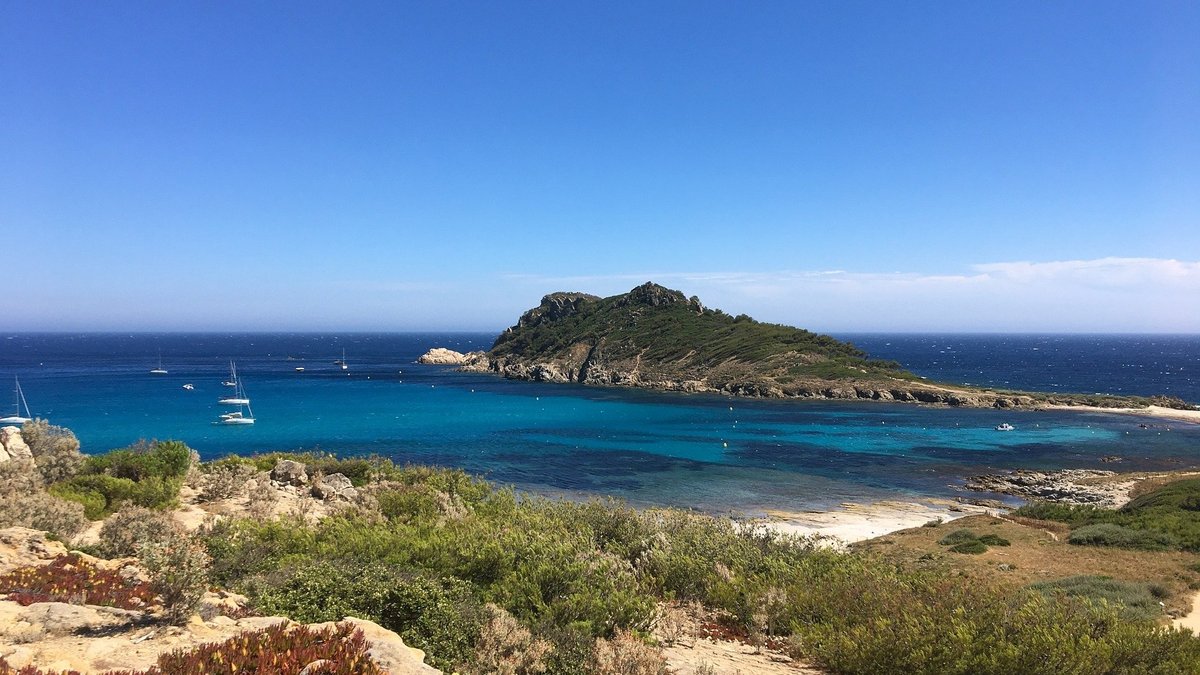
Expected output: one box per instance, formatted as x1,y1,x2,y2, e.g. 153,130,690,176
1173,593,1200,633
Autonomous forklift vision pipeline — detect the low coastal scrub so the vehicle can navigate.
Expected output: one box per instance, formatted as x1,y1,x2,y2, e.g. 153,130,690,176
1068,523,1179,551
1016,478,1200,551
50,440,194,519
0,455,89,541
1029,576,1170,623
936,529,1010,554
194,451,1200,675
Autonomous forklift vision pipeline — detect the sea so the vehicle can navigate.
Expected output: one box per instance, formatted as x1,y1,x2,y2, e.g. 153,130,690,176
2,333,1198,515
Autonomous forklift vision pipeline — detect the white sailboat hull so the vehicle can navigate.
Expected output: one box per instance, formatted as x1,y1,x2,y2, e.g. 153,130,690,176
218,398,250,405
0,415,30,425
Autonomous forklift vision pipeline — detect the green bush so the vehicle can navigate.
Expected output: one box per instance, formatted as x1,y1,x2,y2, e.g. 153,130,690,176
949,541,988,554
378,575,486,672
937,529,978,546
1029,576,1167,623
48,482,107,520
59,473,182,518
977,534,1010,546
1068,523,1179,551
83,440,192,482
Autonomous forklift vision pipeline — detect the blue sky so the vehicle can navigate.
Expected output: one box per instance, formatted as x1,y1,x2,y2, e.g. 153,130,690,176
2,2,1198,332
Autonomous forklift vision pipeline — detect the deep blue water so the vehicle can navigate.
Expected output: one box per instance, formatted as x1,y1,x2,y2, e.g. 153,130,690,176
2,333,1198,515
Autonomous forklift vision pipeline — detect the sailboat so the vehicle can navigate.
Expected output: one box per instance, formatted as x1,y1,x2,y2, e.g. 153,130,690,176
216,363,255,425
217,400,255,425
0,377,32,425
334,348,348,370
218,362,250,405
150,351,168,375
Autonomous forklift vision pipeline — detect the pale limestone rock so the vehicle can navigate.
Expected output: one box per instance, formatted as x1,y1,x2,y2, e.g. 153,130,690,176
417,347,469,365
1,426,31,461
0,527,69,574
313,617,442,674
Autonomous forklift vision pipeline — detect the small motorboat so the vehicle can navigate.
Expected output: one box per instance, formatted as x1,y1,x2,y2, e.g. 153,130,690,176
182,384,194,390
295,367,305,372
995,423,1015,431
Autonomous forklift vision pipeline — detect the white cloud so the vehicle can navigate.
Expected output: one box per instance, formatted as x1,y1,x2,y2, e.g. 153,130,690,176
504,258,1200,332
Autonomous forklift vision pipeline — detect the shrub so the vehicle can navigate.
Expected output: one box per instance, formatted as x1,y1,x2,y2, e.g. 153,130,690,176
1068,523,1178,551
948,540,988,554
47,482,106,520
0,553,155,609
138,533,210,625
922,518,943,528
83,440,193,482
467,603,553,675
977,534,1010,546
97,504,181,558
198,462,256,502
21,419,84,484
250,560,397,624
937,529,978,546
588,629,666,675
55,473,182,518
377,574,487,671
0,491,89,541
249,559,486,672
0,458,42,497
1029,576,1167,623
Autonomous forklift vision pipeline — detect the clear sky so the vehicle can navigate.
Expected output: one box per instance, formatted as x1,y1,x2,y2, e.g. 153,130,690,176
2,1,1198,332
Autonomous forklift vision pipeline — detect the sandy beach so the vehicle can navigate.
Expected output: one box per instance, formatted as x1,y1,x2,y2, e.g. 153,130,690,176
1044,404,1200,425
756,499,993,544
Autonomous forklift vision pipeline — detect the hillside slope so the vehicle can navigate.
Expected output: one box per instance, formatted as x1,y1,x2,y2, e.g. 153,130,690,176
465,282,1025,406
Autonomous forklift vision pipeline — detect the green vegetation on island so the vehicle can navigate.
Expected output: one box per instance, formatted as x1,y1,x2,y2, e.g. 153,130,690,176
467,282,1195,410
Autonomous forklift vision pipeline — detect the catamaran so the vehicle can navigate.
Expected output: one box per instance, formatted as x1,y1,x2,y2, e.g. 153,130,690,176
0,377,32,425
218,362,250,405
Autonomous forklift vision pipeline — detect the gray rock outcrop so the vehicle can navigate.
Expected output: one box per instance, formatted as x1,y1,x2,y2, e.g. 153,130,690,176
312,473,357,500
270,459,308,486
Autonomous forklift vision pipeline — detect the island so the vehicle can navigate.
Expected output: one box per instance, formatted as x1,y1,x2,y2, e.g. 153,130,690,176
422,282,1196,415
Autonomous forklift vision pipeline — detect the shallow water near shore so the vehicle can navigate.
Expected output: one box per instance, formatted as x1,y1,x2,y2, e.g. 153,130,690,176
3,332,1198,517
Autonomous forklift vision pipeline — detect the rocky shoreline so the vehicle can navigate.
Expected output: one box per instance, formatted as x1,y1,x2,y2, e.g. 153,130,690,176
964,469,1136,507
417,347,1146,412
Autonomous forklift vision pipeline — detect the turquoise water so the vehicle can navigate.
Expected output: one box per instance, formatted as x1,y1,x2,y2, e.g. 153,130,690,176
3,333,1198,515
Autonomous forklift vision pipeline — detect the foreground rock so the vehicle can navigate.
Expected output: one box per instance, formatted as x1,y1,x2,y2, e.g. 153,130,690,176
0,603,439,674
0,426,32,464
0,528,69,575
964,469,1133,507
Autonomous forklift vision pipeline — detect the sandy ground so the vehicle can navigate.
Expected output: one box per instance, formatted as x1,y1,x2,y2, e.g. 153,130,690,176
756,499,992,545
1043,404,1200,425
1174,593,1200,634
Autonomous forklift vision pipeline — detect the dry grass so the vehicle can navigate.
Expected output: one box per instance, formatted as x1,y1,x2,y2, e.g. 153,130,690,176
856,514,1200,617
